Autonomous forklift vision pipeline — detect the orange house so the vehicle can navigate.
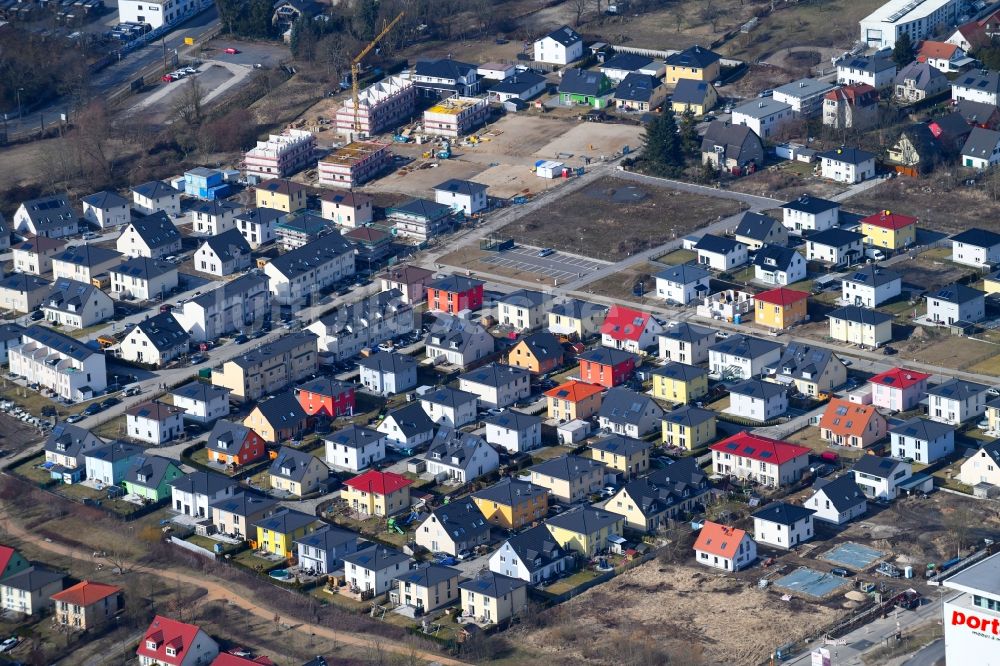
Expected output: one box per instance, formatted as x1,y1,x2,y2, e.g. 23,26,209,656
508,331,565,374
545,380,604,421
205,420,267,466
754,287,809,330
818,398,887,449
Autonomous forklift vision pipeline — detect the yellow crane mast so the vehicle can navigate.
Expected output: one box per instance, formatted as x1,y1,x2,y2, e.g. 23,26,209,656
351,11,405,134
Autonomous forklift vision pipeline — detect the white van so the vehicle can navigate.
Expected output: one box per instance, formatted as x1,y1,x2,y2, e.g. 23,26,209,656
865,248,886,261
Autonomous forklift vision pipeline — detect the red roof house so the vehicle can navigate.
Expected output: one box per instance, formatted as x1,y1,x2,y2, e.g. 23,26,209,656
0,545,28,580
294,377,356,418
709,433,811,487
862,211,918,231
137,615,219,666
693,521,757,571
599,305,664,353
212,653,277,665
868,367,930,411
345,469,413,496
51,581,123,629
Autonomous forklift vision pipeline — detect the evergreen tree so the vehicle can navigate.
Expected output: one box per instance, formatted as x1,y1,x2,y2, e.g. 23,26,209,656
893,33,915,68
679,109,699,157
641,109,684,176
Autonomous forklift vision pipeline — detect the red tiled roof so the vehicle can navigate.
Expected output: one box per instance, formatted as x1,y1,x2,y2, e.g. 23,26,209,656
862,211,918,230
544,380,604,402
868,367,930,390
345,469,413,496
710,433,810,465
819,398,883,437
212,654,276,666
917,40,959,61
754,287,809,307
600,305,652,342
693,521,749,558
136,615,203,665
51,580,121,606
0,545,16,575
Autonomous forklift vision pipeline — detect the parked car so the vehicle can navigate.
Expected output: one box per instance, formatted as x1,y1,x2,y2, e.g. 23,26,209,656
190,353,207,365
124,386,142,397
29,310,44,321
161,74,176,83
100,397,120,409
65,414,84,424
234,334,249,345
82,404,102,416
82,231,99,240
537,248,555,257
882,346,898,356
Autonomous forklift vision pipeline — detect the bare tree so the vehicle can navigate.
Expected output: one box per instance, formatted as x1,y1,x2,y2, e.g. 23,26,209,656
571,0,588,26
173,75,205,126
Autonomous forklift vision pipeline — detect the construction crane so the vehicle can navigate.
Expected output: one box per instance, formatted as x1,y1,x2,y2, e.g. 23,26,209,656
351,11,405,134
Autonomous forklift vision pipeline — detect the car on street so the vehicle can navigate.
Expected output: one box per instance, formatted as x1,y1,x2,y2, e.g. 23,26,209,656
65,414,84,424
234,334,249,345
83,403,102,416
161,74,176,82
190,353,207,365
882,346,898,356
537,248,555,257
223,47,240,54
0,637,19,653
82,232,99,240
124,386,142,397
100,397,120,409
702,114,716,122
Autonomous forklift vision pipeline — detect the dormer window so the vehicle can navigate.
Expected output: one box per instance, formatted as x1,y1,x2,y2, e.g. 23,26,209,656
146,639,160,650
165,646,177,657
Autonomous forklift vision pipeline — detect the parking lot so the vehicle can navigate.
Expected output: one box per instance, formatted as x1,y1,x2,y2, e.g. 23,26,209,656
481,246,608,282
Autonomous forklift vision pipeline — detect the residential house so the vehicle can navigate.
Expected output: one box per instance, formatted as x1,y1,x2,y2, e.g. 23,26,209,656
842,265,902,307
324,425,386,473
894,61,949,102
653,263,710,305
694,234,748,271
274,211,333,251
8,325,107,400
13,194,77,238
193,229,252,277
806,474,868,525
708,334,782,380
51,245,121,284
213,331,318,401
320,190,374,229
497,289,548,331
751,502,815,550
731,98,793,140
52,581,123,630
962,127,1000,169
577,347,638,389
734,211,788,251
126,400,184,445
254,509,322,557
306,290,414,362
753,244,807,285
754,287,809,330
488,72,547,102
387,199,454,242
588,435,651,478
472,478,549,531
662,404,717,450
598,387,664,438
295,525,358,575
658,321,714,364
422,429,499,483
415,497,490,556
780,194,840,233
358,351,417,396
394,565,462,612
987,269,1000,295
544,380,604,422
600,53,663,81
852,455,913,501
0,323,23,365
807,228,865,265
952,70,1000,105
927,378,989,425
605,457,711,532
545,507,624,557
887,123,942,174
917,39,967,71
234,207,283,248
869,367,930,411
693,521,756,572
83,441,144,486
294,377,355,419
254,178,307,213
378,264,435,305
459,573,527,625
651,362,708,404
817,147,876,184
727,378,788,421
489,525,573,584
412,58,481,98
507,330,564,374
12,236,65,276
170,470,237,519
836,54,896,89
484,410,542,453
136,615,219,666
820,398,887,448
171,382,230,424
40,279,113,329
773,78,837,117
956,99,1000,128
116,212,182,260
426,275,484,313
890,417,956,463
826,306,894,347
458,363,531,408
533,25,583,65
958,439,1000,488
210,490,278,539
118,311,189,367
189,199,242,236
557,69,614,109
172,272,270,343
926,283,985,325
613,72,667,112
823,83,879,130
710,432,811,487
600,304,664,353
377,403,436,450
44,424,103,476
528,454,605,503
82,191,130,230
245,392,310,443
342,470,412,517
665,45,721,85
951,228,1000,267
0,547,28,580
700,121,765,171
420,386,478,428
0,566,63,615
131,181,181,217
433,179,488,216
548,298,606,339
205,420,266,467
262,232,355,306
123,455,184,502
268,445,328,496
344,545,412,596
109,256,178,301
670,78,717,116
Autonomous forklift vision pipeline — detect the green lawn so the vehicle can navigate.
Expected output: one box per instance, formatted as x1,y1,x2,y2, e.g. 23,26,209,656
232,549,283,573
655,249,697,265
186,534,240,554
530,445,576,464
543,569,601,596
12,453,54,485
93,415,127,439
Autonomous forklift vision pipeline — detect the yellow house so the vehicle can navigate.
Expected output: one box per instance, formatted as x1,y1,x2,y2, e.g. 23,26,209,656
605,459,712,532
545,508,624,557
341,469,413,516
754,287,809,330
661,405,717,450
472,478,549,530
548,299,606,339
827,306,893,347
651,362,709,404
984,271,1000,295
986,400,1000,433
253,508,321,557
670,79,718,117
665,45,721,86
254,178,307,213
545,380,604,421
588,435,651,478
860,211,918,251
528,454,605,503
507,331,564,374
459,573,528,625
268,446,328,496
395,565,462,613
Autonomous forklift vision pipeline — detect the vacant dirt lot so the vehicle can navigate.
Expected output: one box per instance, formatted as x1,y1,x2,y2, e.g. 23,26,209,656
728,164,848,201
850,177,1000,236
499,177,746,261
516,560,841,665
588,262,660,302
893,250,977,294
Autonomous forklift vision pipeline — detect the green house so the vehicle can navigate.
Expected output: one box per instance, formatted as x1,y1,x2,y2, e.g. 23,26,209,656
122,455,184,502
558,69,615,109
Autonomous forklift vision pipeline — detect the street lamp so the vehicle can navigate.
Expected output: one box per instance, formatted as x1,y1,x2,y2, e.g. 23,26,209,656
16,88,23,119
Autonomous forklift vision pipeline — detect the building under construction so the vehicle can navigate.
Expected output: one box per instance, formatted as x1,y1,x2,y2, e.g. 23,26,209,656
317,141,393,189
422,97,490,137
335,76,417,137
243,128,316,179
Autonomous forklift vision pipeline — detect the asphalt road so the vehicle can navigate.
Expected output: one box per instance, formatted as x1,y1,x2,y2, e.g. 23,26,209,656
903,638,944,666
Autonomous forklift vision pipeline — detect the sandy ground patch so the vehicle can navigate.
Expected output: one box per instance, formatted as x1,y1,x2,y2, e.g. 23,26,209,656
532,122,642,163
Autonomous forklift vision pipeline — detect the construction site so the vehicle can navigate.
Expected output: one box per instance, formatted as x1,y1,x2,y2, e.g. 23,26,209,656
422,96,490,137
333,75,418,137
242,128,317,180
317,140,393,189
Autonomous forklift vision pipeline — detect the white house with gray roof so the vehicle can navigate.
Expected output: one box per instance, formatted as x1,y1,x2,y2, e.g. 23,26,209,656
109,256,178,301
598,387,664,437
533,25,582,65
484,410,542,453
118,311,189,367
344,544,412,595
927,379,989,425
709,334,783,380
358,351,417,396
654,263,710,305
51,245,122,284
324,424,386,473
41,279,113,329
170,470,238,518
490,524,573,584
836,54,896,89
126,400,185,445
961,128,1000,170
694,234,747,271
131,180,181,216
950,228,1000,267
424,316,494,369
732,98,793,139
926,283,985,325
263,232,355,306
806,474,867,525
890,417,955,463
497,289,547,331
296,525,358,574
9,325,106,400
807,228,864,265
190,199,243,236
780,194,839,233
377,403,436,449
13,194,78,239
733,211,787,251
658,321,715,364
194,228,252,277
173,272,270,342
305,289,413,361
44,423,104,471
115,212,182,259
727,379,788,421
82,190,130,229
415,496,490,556
433,179,488,215
422,429,499,483
420,387,478,428
458,363,531,408
817,147,876,184
773,78,837,118
170,381,230,424
767,342,847,396
842,265,902,307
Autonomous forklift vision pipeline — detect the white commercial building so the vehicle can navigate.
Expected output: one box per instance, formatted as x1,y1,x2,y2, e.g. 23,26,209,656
859,0,962,49
942,552,1000,666
118,0,207,30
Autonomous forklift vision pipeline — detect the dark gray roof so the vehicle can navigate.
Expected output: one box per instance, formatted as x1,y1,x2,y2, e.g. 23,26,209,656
313,289,407,334
125,400,183,421
326,424,382,450
816,147,875,165
890,416,955,441
751,501,815,525
545,506,621,534
387,198,453,220
129,312,189,351
709,333,782,359
853,454,907,479
952,227,1000,248
752,244,801,271
0,274,51,295
501,524,569,573
433,179,487,196
82,190,128,208
255,508,318,534
44,423,99,457
954,70,1000,94
659,322,715,343
458,572,527,597
52,245,121,268
423,428,490,473
956,100,999,125
42,279,108,315
654,263,710,285
235,207,286,225
729,378,788,400
460,362,529,388
0,566,62,593
189,272,269,309
516,330,564,361
357,350,416,375
295,524,357,551
0,323,24,344
124,455,178,489
577,347,638,367
598,387,662,425
191,199,242,216
133,180,181,199
826,306,893,325
662,404,716,428
22,324,99,361
229,331,317,369
838,54,895,75
558,68,611,96
427,274,484,292
927,378,989,400
844,265,901,288
421,386,478,408
590,434,651,457
652,361,709,382
18,194,76,230
414,58,476,81
666,45,720,68
614,73,660,102
603,53,654,71
123,212,180,250
269,444,321,482
781,194,839,215
86,441,143,464
206,419,256,454
342,544,410,570
500,289,547,308
200,228,251,264
395,563,461,588
172,380,230,404
734,212,782,242
382,402,436,438
808,228,864,248
773,78,835,99
169,469,236,495
529,453,603,481
209,489,278,517
772,343,837,382
111,256,176,281
544,25,581,47
895,61,947,91
971,440,1000,468
550,298,604,319
700,122,762,162
473,477,547,505
927,283,983,304
485,410,541,431
491,72,546,95
267,232,354,280
812,474,866,512
426,496,489,541
255,392,308,429
695,233,742,255
671,78,712,105
295,377,353,398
